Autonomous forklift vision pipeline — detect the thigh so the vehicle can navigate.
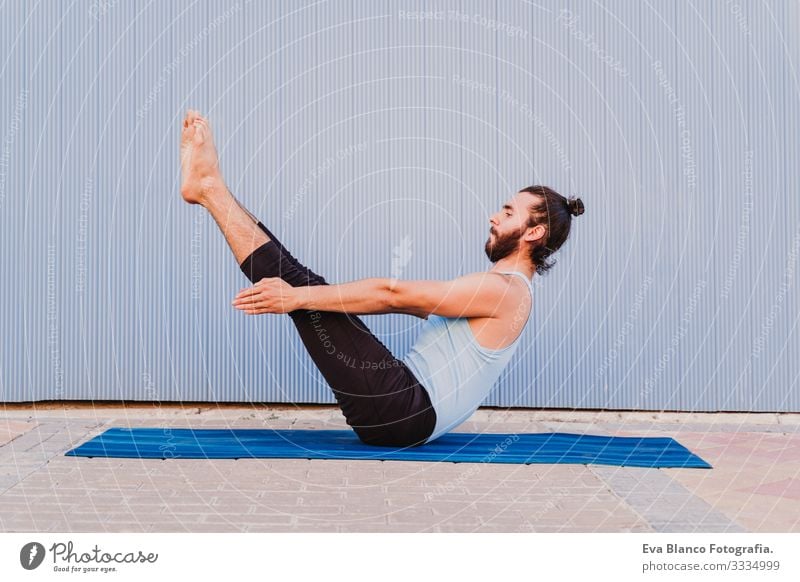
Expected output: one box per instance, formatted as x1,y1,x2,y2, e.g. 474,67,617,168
289,308,409,400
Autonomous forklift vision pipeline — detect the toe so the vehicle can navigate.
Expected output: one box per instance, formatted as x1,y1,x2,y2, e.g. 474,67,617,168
182,121,196,142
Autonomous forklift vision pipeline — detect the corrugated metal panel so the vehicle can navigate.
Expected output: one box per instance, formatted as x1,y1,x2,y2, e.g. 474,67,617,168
0,1,798,411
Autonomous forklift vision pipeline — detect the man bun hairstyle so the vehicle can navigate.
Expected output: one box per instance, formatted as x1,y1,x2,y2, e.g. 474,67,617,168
567,196,585,217
519,185,584,276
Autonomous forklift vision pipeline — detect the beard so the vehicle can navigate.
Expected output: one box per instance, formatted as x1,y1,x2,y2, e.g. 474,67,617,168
484,225,524,263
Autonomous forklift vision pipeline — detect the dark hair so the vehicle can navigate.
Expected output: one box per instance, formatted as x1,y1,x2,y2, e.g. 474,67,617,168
519,185,584,276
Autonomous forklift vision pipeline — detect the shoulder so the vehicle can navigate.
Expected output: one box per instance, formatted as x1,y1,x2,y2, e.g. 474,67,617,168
453,272,517,296
461,272,532,310
471,271,531,295
493,273,533,313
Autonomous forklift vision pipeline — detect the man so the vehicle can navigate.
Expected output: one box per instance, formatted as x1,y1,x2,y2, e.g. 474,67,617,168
180,110,584,448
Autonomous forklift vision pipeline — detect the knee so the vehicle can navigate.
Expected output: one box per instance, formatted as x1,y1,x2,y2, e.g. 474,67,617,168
238,241,279,283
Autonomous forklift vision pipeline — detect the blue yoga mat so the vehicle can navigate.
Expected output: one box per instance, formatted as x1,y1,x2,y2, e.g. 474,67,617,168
65,428,711,468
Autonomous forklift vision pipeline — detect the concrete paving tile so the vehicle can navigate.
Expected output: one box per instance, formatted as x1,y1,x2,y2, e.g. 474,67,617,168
253,525,338,532
340,499,391,511
461,524,526,532
319,515,391,527
158,500,229,511
341,496,392,509
741,477,800,500
248,492,310,506
268,505,343,516
296,492,348,506
203,516,297,529
436,511,496,525
338,522,424,532
727,509,800,533
299,479,349,490
429,523,484,532
385,507,435,523
154,524,237,533
132,514,205,525
204,503,263,516
34,520,111,531
0,421,39,447
336,524,399,532
649,522,741,533
0,465,40,478
3,523,61,533
94,523,152,532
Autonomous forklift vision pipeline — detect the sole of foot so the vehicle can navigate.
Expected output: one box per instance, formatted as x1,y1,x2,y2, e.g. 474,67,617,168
180,109,224,205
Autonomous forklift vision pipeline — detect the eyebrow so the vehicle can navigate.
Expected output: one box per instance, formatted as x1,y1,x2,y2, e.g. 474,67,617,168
503,204,513,211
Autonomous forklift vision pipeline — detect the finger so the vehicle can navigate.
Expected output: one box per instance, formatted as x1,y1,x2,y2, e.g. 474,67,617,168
233,296,255,308
233,291,256,301
234,288,260,300
234,298,259,308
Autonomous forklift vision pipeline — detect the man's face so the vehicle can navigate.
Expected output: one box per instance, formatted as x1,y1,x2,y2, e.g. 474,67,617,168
484,192,532,263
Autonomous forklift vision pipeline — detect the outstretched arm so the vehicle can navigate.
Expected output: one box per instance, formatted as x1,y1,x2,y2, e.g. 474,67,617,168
232,273,510,319
232,277,406,317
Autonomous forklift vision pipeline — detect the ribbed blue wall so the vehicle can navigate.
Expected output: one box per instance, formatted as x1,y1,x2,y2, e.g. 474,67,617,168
1,1,798,411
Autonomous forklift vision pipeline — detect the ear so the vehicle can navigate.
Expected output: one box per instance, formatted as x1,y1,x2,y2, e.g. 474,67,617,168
523,224,546,243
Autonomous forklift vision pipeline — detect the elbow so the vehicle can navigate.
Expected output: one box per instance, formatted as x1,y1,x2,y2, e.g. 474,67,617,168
386,279,403,311
386,279,419,314
386,280,427,317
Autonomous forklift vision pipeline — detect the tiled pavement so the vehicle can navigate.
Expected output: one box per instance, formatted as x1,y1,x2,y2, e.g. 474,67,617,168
1,405,799,533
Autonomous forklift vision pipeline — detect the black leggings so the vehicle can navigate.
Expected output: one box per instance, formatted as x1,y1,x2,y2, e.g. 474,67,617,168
239,221,436,448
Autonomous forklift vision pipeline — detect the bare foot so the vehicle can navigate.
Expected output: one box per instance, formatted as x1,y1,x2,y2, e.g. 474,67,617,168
180,109,224,205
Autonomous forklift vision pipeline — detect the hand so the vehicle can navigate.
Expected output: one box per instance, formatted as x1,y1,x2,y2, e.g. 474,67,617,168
232,278,298,315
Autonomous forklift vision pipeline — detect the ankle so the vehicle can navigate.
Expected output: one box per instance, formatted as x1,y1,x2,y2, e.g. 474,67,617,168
196,176,228,206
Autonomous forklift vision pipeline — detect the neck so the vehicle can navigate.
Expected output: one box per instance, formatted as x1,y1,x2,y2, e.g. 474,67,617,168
489,257,534,280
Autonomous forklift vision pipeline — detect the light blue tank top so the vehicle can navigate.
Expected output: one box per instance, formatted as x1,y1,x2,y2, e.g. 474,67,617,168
402,271,533,443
